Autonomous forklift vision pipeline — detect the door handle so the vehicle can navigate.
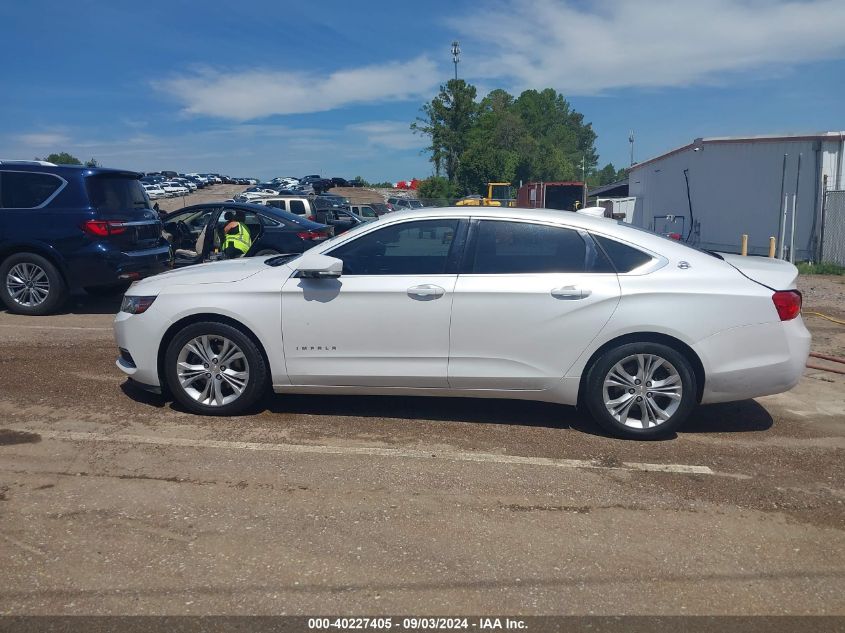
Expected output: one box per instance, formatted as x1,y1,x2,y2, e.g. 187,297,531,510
551,286,591,300
407,284,445,300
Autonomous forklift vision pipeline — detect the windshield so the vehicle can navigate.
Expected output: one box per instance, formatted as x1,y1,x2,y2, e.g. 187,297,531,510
86,176,150,211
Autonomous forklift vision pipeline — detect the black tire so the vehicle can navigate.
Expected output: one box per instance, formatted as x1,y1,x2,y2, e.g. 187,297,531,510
164,321,269,416
0,253,68,316
84,282,132,296
583,342,697,439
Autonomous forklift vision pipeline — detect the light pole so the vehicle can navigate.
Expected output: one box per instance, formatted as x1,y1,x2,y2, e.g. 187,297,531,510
628,130,635,166
451,41,461,81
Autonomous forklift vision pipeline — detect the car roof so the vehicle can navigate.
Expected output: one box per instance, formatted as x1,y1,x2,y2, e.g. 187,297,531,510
170,201,325,229
0,162,142,178
375,206,702,258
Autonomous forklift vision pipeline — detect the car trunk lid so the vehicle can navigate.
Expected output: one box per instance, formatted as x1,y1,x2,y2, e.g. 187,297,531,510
719,253,799,290
84,172,163,250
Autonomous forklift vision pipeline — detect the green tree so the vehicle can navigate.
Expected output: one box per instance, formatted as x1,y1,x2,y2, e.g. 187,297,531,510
39,152,82,165
411,79,478,183
417,176,457,201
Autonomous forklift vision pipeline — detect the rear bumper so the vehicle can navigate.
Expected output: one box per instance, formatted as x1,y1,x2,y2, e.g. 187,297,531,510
67,242,172,289
696,317,811,404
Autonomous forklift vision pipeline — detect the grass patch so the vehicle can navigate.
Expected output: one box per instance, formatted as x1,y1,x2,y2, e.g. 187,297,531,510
797,261,845,275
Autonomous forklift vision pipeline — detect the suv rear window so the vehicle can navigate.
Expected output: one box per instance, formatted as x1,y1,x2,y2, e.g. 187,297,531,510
289,200,306,215
1,171,63,208
86,176,149,212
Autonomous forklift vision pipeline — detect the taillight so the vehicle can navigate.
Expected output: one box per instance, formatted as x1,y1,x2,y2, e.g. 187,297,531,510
82,220,127,237
772,290,802,321
297,230,327,240
306,215,316,221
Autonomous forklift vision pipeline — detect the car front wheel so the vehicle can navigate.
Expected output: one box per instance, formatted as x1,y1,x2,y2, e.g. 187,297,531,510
164,321,269,415
584,342,697,439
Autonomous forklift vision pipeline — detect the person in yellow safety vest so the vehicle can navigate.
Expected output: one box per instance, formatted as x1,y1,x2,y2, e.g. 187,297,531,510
222,210,252,258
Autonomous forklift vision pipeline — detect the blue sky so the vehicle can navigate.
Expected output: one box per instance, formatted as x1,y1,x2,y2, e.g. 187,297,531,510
2,0,844,181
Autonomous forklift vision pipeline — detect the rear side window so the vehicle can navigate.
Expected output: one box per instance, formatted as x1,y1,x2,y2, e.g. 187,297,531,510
267,200,286,210
593,234,653,272
469,220,587,274
289,200,306,215
86,177,149,212
1,171,63,208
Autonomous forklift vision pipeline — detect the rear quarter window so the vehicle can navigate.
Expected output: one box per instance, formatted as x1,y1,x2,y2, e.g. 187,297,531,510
0,171,64,208
592,234,654,272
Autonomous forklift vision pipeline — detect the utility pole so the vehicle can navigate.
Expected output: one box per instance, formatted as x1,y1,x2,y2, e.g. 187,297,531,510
451,41,461,81
582,155,587,208
628,130,635,166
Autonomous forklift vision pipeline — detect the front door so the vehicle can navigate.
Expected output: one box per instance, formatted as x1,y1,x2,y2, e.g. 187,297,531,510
448,219,621,390
281,218,464,387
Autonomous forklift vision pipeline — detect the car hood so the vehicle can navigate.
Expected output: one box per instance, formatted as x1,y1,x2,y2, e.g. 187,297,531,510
129,257,271,293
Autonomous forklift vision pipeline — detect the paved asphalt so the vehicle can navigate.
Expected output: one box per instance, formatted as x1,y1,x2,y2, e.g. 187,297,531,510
0,294,843,615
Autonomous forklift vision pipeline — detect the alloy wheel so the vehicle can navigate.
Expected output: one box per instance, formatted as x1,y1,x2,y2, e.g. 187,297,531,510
602,353,682,429
176,335,250,407
6,263,50,307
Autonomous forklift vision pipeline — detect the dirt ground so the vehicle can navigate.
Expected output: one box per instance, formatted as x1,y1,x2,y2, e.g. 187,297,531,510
798,274,845,359
153,184,247,214
0,269,843,615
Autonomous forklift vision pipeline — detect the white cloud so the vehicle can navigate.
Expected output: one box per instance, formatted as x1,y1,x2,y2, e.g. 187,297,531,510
15,132,71,147
156,57,441,120
347,121,423,150
455,0,845,93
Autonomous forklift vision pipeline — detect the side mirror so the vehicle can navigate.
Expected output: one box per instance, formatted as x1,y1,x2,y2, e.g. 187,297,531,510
295,253,343,279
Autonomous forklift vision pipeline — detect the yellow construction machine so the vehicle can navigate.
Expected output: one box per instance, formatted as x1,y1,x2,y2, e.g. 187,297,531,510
455,182,516,207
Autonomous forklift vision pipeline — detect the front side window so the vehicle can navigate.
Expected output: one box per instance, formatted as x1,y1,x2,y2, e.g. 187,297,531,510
469,220,588,274
1,171,63,208
329,219,459,275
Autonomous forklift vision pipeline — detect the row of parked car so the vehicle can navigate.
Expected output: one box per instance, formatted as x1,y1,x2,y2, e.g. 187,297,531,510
0,160,428,315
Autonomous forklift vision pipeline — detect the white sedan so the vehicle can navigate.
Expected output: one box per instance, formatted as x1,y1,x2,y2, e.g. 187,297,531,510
114,207,810,439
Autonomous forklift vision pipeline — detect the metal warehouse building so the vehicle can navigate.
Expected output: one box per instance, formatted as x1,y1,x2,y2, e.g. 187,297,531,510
628,132,845,263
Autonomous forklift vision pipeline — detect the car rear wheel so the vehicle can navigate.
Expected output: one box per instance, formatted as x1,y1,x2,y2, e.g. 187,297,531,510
584,342,697,439
164,321,269,415
0,253,68,315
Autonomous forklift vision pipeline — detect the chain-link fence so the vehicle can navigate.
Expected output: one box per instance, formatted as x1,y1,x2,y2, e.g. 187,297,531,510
821,190,845,266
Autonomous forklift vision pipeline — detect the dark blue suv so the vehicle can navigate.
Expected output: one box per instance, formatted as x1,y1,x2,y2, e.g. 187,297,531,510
0,161,172,315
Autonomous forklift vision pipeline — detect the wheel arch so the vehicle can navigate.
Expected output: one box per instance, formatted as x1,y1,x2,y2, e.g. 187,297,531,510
156,312,272,393
577,332,705,405
0,242,70,284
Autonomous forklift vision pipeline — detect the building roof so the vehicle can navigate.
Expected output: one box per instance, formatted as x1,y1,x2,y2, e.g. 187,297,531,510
588,178,629,198
630,131,845,171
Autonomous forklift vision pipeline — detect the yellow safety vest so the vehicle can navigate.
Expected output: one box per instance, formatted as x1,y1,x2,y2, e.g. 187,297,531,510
223,222,252,255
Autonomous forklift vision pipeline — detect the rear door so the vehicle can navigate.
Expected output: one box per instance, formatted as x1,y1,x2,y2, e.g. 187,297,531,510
448,218,621,390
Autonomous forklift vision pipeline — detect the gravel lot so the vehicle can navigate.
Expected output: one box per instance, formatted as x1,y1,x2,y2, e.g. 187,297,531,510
0,234,843,614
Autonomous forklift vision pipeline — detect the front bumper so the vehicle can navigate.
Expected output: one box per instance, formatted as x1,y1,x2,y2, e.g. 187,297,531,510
696,317,811,404
114,309,164,388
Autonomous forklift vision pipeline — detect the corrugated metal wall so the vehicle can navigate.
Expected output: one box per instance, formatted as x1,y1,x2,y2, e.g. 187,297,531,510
629,137,844,261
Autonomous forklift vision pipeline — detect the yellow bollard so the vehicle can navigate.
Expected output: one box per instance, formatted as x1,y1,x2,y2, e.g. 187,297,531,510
768,237,776,258
741,234,748,256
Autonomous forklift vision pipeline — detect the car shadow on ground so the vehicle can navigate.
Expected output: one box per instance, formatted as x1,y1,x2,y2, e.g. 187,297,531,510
120,380,774,439
61,293,124,315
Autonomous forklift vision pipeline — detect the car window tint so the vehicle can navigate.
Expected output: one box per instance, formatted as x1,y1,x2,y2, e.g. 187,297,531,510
593,234,653,272
1,172,63,208
267,200,286,210
329,219,459,275
289,200,306,214
86,176,149,211
470,221,586,274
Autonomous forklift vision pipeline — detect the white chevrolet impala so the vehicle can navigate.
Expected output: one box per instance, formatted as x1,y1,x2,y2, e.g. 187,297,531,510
114,207,810,439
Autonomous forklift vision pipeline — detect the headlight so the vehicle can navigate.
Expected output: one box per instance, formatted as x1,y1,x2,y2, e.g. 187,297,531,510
120,295,157,314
